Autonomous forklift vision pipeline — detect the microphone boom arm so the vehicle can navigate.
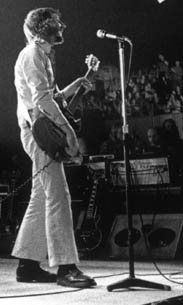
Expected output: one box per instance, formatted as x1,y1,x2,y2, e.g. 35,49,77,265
96,29,132,46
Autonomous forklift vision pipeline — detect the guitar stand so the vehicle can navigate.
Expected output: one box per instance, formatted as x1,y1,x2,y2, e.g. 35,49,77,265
106,38,171,292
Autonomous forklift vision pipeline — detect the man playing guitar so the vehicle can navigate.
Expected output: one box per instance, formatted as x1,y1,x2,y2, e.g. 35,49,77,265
12,7,97,288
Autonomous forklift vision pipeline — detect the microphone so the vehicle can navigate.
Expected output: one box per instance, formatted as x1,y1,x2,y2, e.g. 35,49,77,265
96,29,130,43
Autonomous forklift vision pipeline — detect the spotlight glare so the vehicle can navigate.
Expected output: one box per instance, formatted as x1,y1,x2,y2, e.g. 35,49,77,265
157,0,166,3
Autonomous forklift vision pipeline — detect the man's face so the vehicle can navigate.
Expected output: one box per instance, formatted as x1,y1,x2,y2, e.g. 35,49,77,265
50,13,66,45
148,129,159,145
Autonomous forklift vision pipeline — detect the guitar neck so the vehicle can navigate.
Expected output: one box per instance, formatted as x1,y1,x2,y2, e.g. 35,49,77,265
68,67,94,113
86,179,98,220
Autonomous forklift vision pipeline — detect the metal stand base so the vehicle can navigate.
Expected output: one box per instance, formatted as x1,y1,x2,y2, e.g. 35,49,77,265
107,276,171,292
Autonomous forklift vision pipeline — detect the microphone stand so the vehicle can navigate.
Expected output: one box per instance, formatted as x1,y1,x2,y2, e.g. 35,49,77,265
107,38,171,292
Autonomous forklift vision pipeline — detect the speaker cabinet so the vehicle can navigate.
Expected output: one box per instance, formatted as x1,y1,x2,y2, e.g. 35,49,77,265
107,214,183,259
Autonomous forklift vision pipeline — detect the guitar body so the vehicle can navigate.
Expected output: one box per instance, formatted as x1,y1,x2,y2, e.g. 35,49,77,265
75,217,102,252
60,106,81,133
32,116,70,162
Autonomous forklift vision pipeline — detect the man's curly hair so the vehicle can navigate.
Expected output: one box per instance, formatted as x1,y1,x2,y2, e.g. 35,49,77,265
23,7,62,42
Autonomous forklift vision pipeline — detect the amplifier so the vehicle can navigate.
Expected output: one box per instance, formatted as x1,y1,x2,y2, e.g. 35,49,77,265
110,157,170,185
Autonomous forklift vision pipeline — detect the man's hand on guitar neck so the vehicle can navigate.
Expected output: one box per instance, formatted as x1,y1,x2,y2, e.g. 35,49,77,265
61,76,92,99
58,53,99,100
76,76,93,91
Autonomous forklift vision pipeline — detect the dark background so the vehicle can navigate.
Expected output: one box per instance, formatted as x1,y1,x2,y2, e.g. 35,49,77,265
0,0,183,152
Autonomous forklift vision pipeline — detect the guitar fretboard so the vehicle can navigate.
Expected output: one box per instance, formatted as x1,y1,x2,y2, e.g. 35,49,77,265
86,178,98,219
68,67,94,114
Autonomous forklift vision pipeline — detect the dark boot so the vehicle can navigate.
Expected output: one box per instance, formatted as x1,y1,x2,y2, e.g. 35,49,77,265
16,259,56,283
57,264,97,288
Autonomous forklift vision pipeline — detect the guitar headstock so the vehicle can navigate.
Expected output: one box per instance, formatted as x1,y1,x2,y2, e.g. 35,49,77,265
85,54,100,72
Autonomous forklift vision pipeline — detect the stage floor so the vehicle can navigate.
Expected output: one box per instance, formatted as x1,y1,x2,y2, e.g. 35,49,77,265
1,258,183,305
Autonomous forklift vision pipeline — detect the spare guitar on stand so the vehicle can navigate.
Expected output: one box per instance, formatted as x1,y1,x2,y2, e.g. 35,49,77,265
75,169,102,253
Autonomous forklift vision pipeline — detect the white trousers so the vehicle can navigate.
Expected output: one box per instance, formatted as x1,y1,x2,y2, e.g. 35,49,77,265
12,124,79,267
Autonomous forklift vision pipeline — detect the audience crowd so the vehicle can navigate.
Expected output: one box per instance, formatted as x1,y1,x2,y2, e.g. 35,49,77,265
72,54,183,154
73,54,183,124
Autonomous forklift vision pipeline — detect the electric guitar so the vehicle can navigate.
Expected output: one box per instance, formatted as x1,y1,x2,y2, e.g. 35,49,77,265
75,170,102,252
32,54,100,162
